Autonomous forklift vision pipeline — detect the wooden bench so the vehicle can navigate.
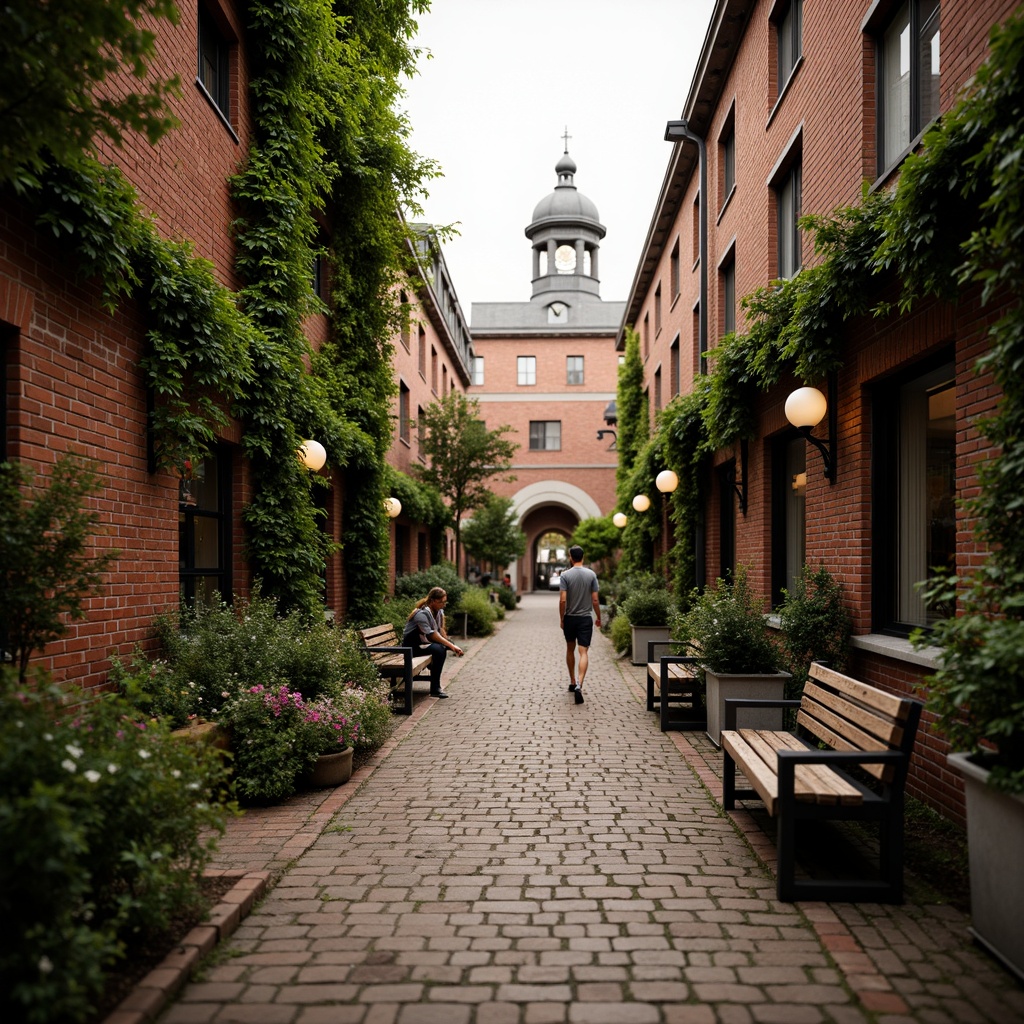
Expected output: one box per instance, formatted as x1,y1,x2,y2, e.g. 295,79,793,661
645,641,704,732
721,661,923,903
357,624,433,716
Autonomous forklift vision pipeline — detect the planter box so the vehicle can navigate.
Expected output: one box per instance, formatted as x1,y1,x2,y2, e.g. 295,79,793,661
704,668,790,747
630,625,671,666
948,751,1024,983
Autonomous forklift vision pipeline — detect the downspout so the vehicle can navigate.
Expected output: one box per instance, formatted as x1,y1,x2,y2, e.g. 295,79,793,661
665,119,708,587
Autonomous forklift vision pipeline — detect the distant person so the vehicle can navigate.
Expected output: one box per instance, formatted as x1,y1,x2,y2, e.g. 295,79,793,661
558,545,600,704
502,573,512,589
402,587,464,699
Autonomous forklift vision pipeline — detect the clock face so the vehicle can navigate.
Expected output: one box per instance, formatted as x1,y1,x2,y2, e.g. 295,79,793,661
554,244,576,273
548,302,567,323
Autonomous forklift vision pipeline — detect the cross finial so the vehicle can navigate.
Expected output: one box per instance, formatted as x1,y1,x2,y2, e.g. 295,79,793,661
562,126,572,153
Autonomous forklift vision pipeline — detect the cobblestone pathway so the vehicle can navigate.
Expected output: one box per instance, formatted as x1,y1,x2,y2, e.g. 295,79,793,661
160,595,1024,1024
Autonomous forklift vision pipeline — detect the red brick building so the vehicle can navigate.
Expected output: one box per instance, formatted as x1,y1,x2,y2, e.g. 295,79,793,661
623,0,1019,824
0,4,469,687
470,149,622,591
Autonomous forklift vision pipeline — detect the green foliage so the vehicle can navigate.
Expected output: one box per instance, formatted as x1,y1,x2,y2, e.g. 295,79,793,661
414,392,519,573
778,564,852,691
910,13,1024,793
570,515,622,572
0,0,181,189
609,613,633,657
615,326,649,503
494,584,518,611
621,588,675,628
0,454,119,681
675,567,781,674
393,562,467,610
455,587,498,637
460,493,527,572
0,680,229,1024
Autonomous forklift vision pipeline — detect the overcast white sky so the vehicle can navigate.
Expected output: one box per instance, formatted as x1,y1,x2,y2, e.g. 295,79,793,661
399,0,718,319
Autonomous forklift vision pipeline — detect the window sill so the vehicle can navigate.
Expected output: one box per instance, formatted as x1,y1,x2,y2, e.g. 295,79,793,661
849,633,940,670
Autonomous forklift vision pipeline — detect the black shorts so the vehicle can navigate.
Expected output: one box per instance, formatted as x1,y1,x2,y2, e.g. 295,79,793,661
562,615,594,647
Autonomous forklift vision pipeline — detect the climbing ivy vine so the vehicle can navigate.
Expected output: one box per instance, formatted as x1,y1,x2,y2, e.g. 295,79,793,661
16,0,438,622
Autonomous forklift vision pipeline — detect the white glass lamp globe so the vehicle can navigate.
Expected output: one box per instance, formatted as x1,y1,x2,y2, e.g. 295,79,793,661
612,512,628,528
656,469,679,493
383,497,402,518
785,387,828,429
632,494,651,513
297,438,327,471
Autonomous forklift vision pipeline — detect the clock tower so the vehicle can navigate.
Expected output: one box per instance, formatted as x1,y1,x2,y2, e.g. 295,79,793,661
525,143,606,307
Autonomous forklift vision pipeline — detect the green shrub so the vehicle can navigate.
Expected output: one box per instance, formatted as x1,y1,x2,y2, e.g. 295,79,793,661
674,567,781,674
778,564,851,692
393,562,467,608
610,571,666,619
455,587,497,636
0,677,229,1024
495,584,518,611
621,587,675,627
609,614,632,656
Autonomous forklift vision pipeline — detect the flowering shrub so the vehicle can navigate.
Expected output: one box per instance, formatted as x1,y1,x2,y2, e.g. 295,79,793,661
303,694,360,752
0,676,230,1024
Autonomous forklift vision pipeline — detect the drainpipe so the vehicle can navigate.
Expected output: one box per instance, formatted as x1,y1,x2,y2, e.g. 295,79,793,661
665,119,708,588
664,119,707,375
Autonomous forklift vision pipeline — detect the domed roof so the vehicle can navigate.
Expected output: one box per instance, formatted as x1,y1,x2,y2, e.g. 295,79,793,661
530,150,601,225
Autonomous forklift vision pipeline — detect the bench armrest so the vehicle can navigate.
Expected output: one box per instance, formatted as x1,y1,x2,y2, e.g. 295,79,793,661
723,697,801,730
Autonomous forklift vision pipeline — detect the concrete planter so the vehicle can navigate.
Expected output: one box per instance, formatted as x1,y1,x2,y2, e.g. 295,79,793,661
704,668,790,747
948,751,1024,982
630,625,671,666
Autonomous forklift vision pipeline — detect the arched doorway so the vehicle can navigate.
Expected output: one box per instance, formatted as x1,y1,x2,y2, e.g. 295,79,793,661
506,480,603,592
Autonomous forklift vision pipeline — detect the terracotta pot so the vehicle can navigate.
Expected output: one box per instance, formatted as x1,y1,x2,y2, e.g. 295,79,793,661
303,747,354,788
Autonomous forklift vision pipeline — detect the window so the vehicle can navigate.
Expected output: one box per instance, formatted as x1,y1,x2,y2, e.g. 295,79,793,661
566,356,584,386
776,0,803,96
771,435,806,605
719,110,736,209
312,255,324,300
777,162,802,279
718,462,737,582
878,0,941,172
670,239,680,299
643,312,650,359
431,346,437,392
873,359,955,631
670,335,680,399
442,365,448,396
399,291,410,349
399,381,410,443
654,367,662,414
471,356,484,386
529,421,561,451
198,6,231,122
720,253,736,337
417,405,425,460
655,283,662,335
418,326,426,378
179,449,231,607
517,355,536,386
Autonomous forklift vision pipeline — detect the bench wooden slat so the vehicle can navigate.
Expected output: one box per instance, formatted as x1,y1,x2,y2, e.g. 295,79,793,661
357,623,434,716
752,730,863,805
721,730,780,814
809,663,910,721
796,706,895,783
803,681,906,747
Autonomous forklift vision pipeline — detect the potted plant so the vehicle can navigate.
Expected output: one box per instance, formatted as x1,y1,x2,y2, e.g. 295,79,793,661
622,587,675,666
301,694,360,788
674,566,789,746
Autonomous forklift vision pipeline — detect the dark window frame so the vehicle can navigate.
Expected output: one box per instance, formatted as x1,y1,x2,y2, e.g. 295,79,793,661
179,446,232,607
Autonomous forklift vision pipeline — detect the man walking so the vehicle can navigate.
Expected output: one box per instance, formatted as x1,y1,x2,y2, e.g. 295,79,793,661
558,544,601,704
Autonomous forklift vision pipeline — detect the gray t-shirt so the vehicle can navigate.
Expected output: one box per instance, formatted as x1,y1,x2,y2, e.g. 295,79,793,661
404,605,439,647
559,564,599,617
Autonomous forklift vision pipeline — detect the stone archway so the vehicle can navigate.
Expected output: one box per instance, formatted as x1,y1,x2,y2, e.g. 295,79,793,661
507,481,603,592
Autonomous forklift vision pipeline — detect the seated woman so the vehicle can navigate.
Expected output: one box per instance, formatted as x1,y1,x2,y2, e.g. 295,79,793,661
402,587,464,698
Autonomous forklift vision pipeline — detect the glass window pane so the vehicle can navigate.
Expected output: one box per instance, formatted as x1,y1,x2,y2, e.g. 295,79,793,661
192,515,221,570
919,0,941,128
883,4,911,166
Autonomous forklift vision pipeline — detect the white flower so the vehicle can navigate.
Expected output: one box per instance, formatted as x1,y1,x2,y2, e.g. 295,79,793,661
150,851,163,861
187,781,201,791
65,744,84,759
171,769,181,778
84,770,101,783
61,759,77,773
43,732,53,742
138,749,151,760
38,956,54,975
107,763,118,774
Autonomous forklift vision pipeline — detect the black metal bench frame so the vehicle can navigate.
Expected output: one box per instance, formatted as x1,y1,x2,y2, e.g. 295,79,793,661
357,624,433,716
645,642,704,732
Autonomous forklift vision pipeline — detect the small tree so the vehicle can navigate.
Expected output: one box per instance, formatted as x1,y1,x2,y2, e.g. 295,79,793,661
0,454,119,682
570,515,622,576
415,392,519,574
461,493,526,575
